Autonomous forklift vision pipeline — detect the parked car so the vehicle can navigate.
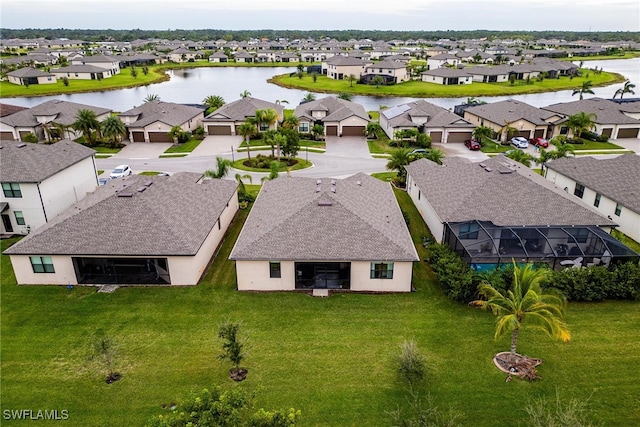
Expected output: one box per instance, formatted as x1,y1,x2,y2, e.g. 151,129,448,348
98,177,112,186
510,137,529,149
464,139,481,150
410,148,428,155
529,137,549,148
110,164,132,179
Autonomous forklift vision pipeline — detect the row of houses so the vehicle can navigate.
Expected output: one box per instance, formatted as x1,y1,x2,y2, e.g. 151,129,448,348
2,138,638,290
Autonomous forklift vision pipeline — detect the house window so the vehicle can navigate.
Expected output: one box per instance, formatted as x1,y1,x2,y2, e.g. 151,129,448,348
259,122,269,132
14,211,25,225
2,183,22,198
459,222,479,239
574,183,585,199
299,122,309,133
594,193,601,208
30,256,55,273
269,262,281,278
371,262,394,279
615,204,622,217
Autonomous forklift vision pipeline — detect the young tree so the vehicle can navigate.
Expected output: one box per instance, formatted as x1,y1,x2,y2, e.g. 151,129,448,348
505,149,534,167
144,94,160,102
424,148,444,165
101,114,126,148
312,124,324,141
472,262,570,361
337,92,352,101
218,320,247,381
281,115,299,130
371,75,384,88
386,148,412,179
237,121,257,160
472,125,493,142
204,157,233,179
366,121,382,139
239,90,251,98
348,73,356,87
73,109,101,146
130,67,138,78
566,111,597,139
89,333,120,383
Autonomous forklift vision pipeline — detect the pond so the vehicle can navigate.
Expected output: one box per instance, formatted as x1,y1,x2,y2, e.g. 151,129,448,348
3,58,639,112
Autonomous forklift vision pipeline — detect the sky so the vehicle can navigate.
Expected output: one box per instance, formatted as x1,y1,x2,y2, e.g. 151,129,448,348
1,0,639,32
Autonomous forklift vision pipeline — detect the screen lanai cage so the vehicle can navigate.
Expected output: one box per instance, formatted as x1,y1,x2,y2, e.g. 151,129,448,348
443,221,639,272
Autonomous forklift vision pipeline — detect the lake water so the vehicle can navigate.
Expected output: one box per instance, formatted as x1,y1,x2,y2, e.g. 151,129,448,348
3,58,639,112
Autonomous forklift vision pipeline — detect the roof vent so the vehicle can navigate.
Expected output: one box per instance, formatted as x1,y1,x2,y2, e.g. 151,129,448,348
144,181,153,187
484,167,493,172
479,163,486,168
498,168,513,174
137,186,147,192
318,200,333,206
316,186,321,193
330,179,336,185
16,143,27,148
117,192,134,197
356,180,361,186
316,179,322,185
331,187,336,193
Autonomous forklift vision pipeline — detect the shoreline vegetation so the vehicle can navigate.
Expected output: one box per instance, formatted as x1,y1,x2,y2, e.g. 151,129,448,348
0,55,631,99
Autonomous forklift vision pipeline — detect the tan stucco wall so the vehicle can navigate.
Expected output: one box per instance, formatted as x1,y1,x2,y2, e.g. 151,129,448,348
406,173,445,242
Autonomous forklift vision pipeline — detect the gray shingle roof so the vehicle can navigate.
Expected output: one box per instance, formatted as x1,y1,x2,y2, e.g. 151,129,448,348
421,68,471,78
7,67,54,78
0,99,112,127
230,173,418,262
4,173,238,256
203,97,284,122
118,101,204,127
0,139,95,183
465,99,556,126
294,97,369,123
542,97,640,125
546,154,640,213
405,157,614,227
325,56,372,66
381,100,474,129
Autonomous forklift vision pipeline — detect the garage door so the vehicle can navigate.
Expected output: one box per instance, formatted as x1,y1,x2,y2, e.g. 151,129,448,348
326,126,338,136
148,132,172,143
341,126,365,137
208,125,232,135
446,131,473,143
534,129,545,138
131,131,145,142
617,128,639,139
0,131,14,141
516,130,530,138
429,131,442,143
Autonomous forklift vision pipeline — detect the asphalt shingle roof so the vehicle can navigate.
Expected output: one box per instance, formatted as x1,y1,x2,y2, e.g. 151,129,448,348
465,99,556,126
294,97,369,123
0,99,111,127
546,154,640,213
0,139,95,183
542,97,640,125
119,101,204,127
230,173,418,262
405,157,614,227
4,173,238,256
203,97,284,122
382,100,474,129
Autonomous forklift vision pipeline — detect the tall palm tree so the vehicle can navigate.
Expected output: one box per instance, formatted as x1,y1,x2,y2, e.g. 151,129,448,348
386,148,412,179
614,80,636,99
505,149,534,167
73,109,101,146
281,116,299,130
366,122,382,139
571,80,594,100
239,90,251,99
472,262,570,360
235,173,252,196
302,92,316,103
144,94,160,103
101,114,126,148
472,125,493,142
348,74,356,87
338,92,352,101
237,121,257,160
272,133,287,162
424,148,445,165
202,95,225,113
204,157,233,179
255,108,279,132
566,112,597,139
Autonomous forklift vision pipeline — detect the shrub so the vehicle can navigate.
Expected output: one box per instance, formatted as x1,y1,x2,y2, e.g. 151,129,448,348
397,340,426,389
546,261,640,301
425,243,479,303
22,133,39,143
193,125,205,139
579,130,599,141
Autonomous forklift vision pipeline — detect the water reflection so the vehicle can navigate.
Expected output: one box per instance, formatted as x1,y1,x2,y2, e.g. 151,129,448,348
3,59,638,112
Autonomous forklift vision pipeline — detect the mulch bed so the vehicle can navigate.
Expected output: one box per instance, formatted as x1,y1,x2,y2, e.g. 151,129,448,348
493,352,542,381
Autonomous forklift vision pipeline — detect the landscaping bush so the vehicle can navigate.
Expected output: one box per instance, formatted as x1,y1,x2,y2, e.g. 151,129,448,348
425,243,479,303
193,125,205,140
579,130,599,141
596,133,610,142
546,261,640,301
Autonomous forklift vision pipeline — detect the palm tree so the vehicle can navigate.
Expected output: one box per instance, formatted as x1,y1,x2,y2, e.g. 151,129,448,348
472,262,570,361
235,173,252,196
311,124,324,141
348,74,356,87
73,109,101,146
302,92,316,103
366,122,382,139
386,148,412,179
424,148,445,165
371,75,384,88
261,161,281,183
505,149,534,167
255,108,279,133
566,112,597,139
272,133,287,161
239,90,251,99
144,94,160,103
472,125,493,143
204,157,233,179
281,116,299,130
614,80,636,99
101,114,126,148
202,95,225,113
337,92,353,101
237,121,257,160
572,80,594,100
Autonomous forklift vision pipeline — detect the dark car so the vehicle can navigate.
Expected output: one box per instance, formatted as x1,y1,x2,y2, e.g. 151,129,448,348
464,139,481,150
529,137,549,148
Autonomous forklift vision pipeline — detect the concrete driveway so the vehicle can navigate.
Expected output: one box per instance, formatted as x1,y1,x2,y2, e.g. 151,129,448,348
325,136,371,158
433,142,489,161
111,142,172,159
191,135,243,157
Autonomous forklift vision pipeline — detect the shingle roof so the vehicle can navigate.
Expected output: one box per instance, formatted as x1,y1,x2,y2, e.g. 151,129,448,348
365,60,407,70
0,99,112,127
465,99,556,126
230,173,418,262
118,101,204,127
325,56,372,66
7,67,54,78
546,154,640,213
405,156,614,227
382,100,474,129
4,173,238,256
0,139,95,183
542,97,640,125
52,65,112,73
0,103,28,117
203,97,284,122
294,97,369,123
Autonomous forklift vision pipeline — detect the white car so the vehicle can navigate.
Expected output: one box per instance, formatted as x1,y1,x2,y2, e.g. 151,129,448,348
510,137,529,149
110,164,132,179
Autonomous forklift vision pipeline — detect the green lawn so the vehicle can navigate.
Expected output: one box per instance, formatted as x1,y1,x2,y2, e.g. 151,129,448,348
163,138,203,154
270,69,624,98
570,140,624,150
1,191,639,426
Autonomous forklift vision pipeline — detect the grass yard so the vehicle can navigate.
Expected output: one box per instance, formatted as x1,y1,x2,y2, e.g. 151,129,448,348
163,138,203,154
570,140,624,150
1,190,639,426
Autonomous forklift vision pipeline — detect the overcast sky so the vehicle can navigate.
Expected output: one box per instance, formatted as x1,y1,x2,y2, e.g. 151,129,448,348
1,0,639,32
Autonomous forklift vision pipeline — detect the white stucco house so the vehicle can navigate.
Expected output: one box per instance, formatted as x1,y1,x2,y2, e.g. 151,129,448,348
4,173,239,286
119,101,205,143
230,173,418,293
0,140,97,236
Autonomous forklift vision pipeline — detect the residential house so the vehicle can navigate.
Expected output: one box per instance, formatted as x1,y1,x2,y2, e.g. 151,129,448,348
405,156,636,270
168,47,197,62
380,100,475,143
6,67,57,86
465,65,511,83
426,53,460,69
0,99,112,142
4,173,239,286
323,56,372,80
542,97,640,139
119,101,205,143
361,60,409,84
463,99,558,142
208,51,228,63
71,54,121,75
230,173,419,292
202,97,284,136
233,51,254,63
51,64,115,80
294,97,369,137
421,68,472,85
0,140,97,235
544,154,640,243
